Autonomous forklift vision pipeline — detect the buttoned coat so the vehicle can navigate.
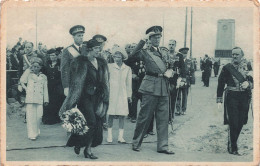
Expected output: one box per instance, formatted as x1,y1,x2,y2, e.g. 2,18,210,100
107,63,132,116
20,69,49,104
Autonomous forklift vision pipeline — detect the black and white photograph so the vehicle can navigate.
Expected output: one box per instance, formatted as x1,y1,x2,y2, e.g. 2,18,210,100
1,0,259,165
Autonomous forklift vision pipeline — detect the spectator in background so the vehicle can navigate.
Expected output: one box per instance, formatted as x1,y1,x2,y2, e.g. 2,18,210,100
18,42,38,77
125,44,131,56
213,58,221,77
42,49,65,125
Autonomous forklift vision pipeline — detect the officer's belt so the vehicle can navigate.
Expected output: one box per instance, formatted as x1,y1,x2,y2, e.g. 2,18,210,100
226,86,245,92
146,72,164,77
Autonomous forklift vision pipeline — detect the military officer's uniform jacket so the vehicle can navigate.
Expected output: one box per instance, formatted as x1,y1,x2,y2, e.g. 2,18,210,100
60,44,81,89
128,40,168,96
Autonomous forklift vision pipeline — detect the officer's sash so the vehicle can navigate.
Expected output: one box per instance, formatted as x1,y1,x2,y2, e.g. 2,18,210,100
225,63,246,83
146,50,166,73
68,46,80,58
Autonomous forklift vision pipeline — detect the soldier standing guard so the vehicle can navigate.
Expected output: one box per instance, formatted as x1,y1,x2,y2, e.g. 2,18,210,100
217,47,253,155
175,48,194,116
129,26,175,154
166,39,182,120
61,25,85,97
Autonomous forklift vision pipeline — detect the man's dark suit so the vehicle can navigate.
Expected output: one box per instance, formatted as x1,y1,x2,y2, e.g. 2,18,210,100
128,40,170,151
201,58,212,87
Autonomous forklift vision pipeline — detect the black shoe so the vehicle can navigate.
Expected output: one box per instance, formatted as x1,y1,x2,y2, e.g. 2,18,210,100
143,134,148,138
157,150,175,154
232,151,242,156
131,118,136,123
148,131,155,135
132,145,140,152
84,149,98,159
175,112,181,116
74,146,80,155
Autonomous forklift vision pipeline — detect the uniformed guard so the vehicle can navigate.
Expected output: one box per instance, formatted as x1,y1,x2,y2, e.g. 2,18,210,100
129,25,175,154
166,40,182,120
217,47,253,155
175,47,194,115
61,25,85,96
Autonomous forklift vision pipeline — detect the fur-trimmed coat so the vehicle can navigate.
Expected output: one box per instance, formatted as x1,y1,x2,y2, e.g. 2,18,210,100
59,55,109,117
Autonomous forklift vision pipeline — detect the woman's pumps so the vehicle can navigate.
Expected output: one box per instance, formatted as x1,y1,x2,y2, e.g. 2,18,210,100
84,149,98,159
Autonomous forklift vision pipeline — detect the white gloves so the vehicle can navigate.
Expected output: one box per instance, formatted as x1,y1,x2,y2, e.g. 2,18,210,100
64,88,69,97
164,69,174,78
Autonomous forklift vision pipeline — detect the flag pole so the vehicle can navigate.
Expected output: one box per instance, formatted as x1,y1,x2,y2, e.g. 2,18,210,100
190,7,193,58
35,0,38,50
184,7,188,47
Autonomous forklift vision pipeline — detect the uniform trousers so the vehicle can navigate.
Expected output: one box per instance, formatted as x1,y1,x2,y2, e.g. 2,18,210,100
225,91,250,152
26,104,43,139
176,86,189,113
169,86,178,119
132,94,169,151
203,70,211,87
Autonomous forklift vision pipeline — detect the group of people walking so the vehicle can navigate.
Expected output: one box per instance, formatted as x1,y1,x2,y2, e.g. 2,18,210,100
8,23,253,159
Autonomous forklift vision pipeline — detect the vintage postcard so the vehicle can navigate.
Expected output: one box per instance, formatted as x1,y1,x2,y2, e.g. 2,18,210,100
1,0,259,165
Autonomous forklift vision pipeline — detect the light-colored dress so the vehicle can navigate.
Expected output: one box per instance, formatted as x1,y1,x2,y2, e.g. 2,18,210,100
107,63,132,116
20,69,49,139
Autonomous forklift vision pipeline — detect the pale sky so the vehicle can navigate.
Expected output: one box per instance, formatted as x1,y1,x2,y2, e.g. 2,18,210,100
6,7,253,59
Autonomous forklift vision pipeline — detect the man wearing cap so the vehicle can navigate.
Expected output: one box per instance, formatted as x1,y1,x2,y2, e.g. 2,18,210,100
61,25,85,96
166,40,179,119
18,42,39,77
201,54,212,87
128,26,175,154
175,47,194,115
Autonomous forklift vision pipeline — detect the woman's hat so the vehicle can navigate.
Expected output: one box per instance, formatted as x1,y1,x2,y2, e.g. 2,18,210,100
111,46,128,60
86,39,101,49
47,48,56,54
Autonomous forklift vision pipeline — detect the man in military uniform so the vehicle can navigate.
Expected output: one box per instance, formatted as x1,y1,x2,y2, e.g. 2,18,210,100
18,42,39,77
166,40,183,120
61,25,85,96
175,48,194,115
213,58,220,77
217,47,253,155
129,26,174,154
201,54,212,87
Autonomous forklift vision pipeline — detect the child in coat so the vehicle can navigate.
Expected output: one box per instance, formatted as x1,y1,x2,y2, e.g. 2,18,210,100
106,47,132,143
20,57,49,140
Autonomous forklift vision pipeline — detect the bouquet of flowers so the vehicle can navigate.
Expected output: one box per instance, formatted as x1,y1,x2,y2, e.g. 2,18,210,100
61,107,89,135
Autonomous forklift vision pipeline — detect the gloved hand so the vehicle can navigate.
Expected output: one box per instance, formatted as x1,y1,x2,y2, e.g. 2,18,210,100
164,69,174,78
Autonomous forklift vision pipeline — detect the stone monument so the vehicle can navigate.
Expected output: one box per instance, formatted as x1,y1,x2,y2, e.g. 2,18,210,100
215,19,235,64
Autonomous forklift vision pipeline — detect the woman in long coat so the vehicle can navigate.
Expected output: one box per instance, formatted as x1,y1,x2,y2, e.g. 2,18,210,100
59,39,109,159
106,46,132,143
42,49,65,124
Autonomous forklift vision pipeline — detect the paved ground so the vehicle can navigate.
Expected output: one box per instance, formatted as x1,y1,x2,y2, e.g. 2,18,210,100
5,71,254,163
